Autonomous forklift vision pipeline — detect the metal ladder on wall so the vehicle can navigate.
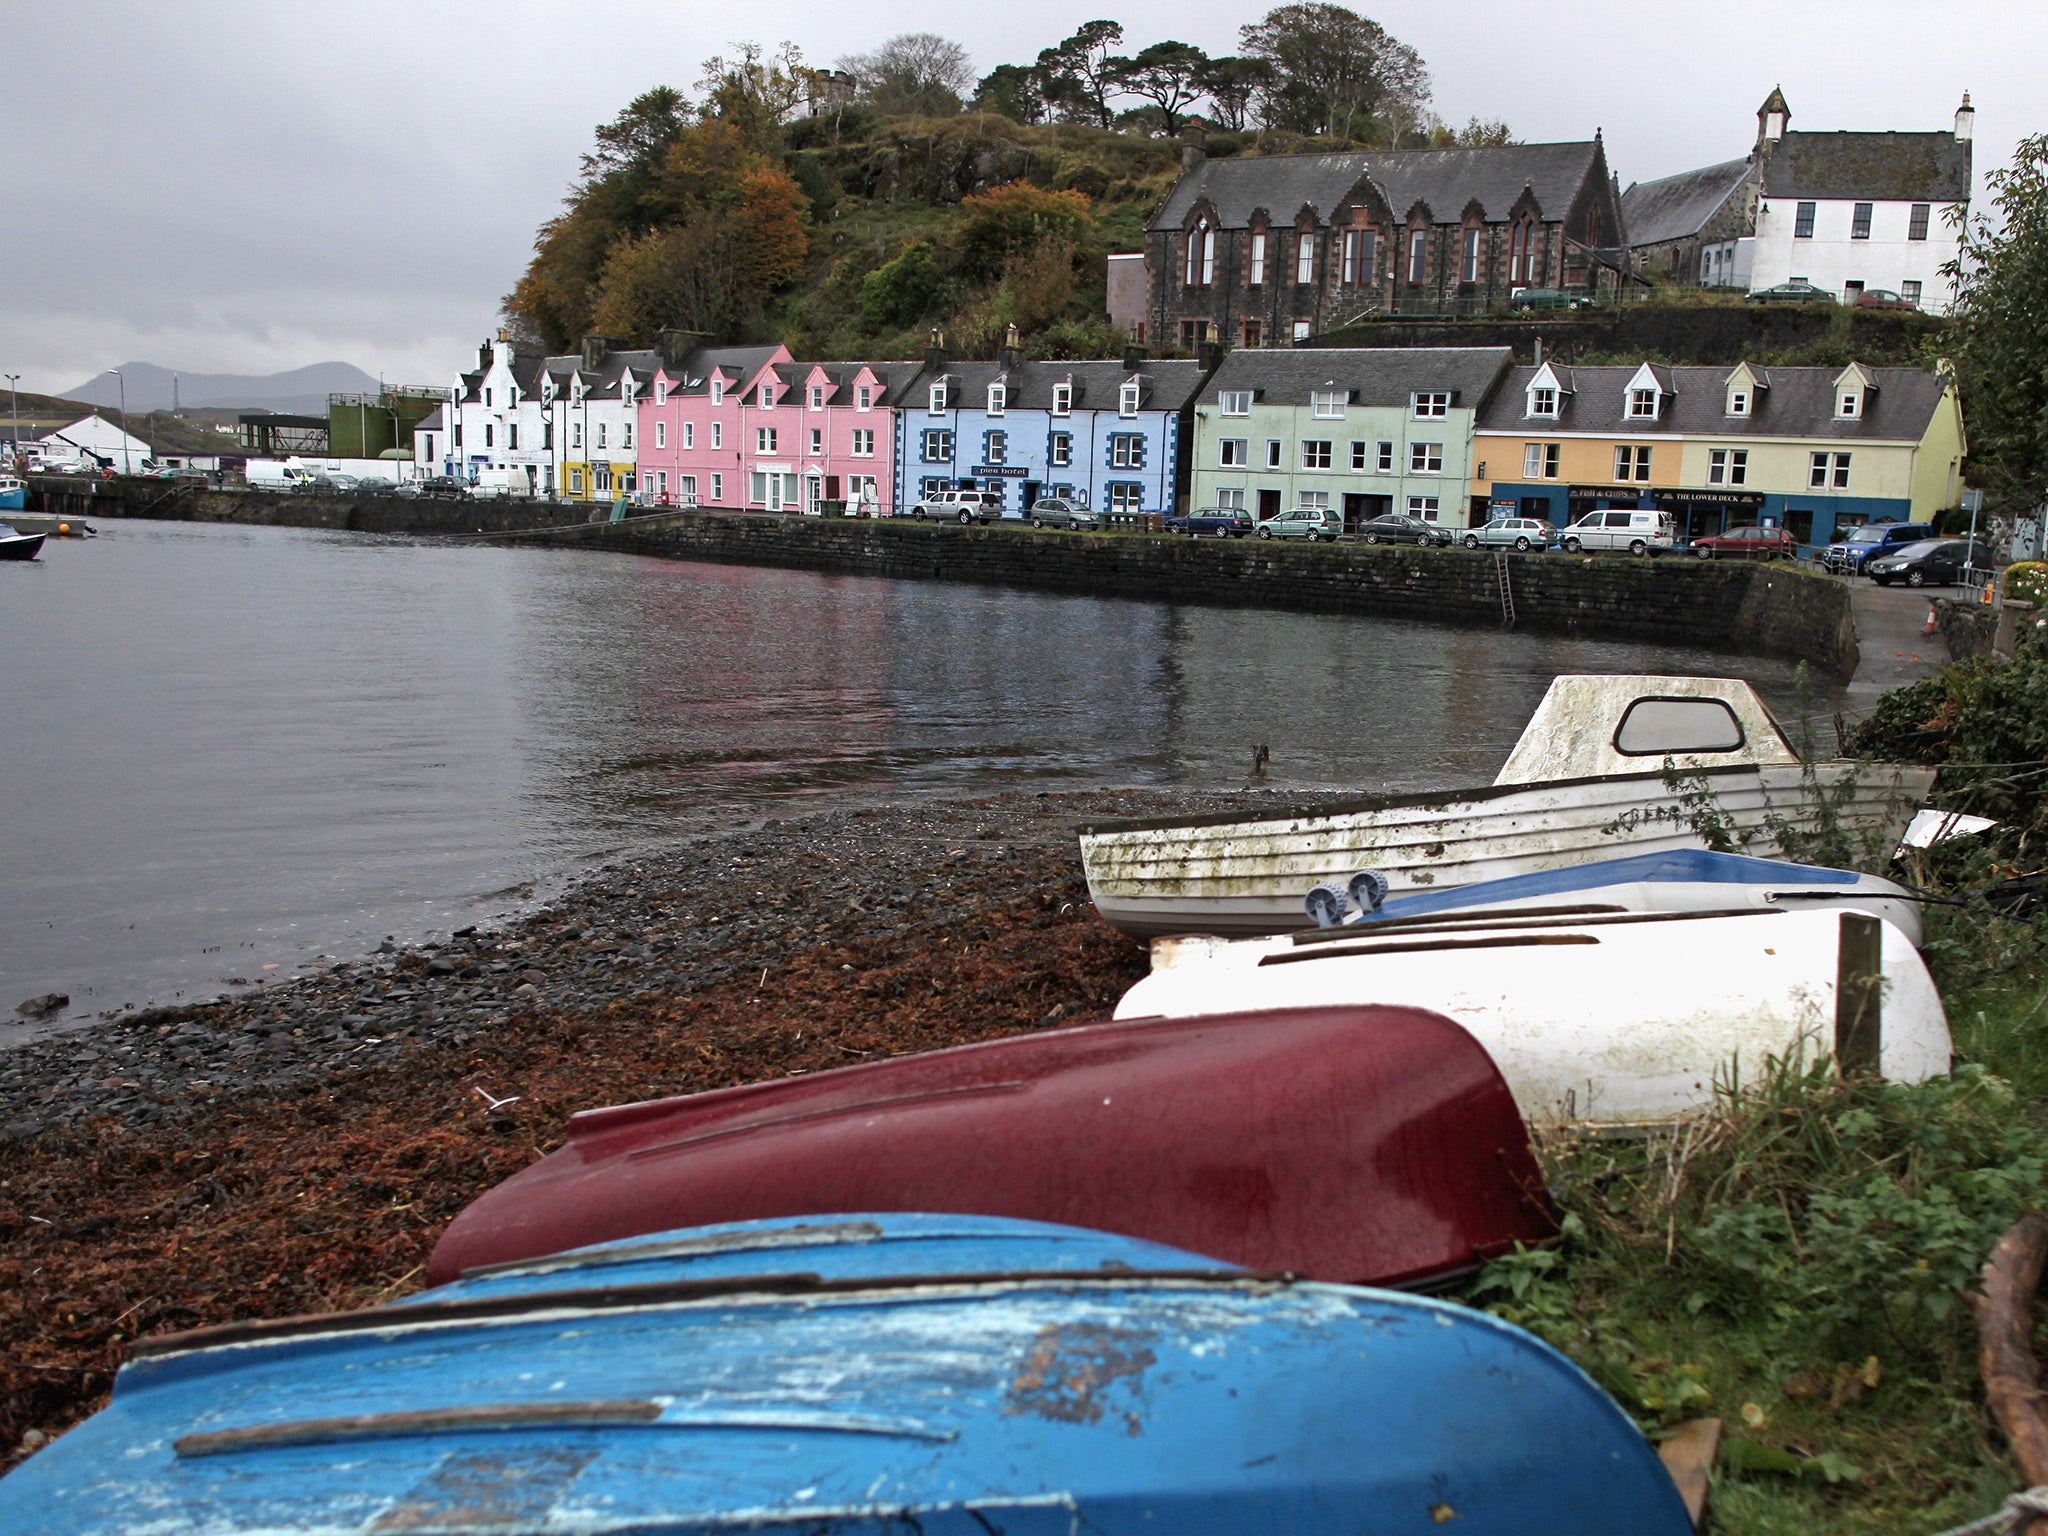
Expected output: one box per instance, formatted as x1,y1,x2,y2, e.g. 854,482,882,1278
1494,549,1517,628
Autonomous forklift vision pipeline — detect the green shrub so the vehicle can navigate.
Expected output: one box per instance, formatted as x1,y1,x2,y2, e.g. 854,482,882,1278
2005,561,2048,605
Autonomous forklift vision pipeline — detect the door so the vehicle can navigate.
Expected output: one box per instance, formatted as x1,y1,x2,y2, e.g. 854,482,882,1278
1258,488,1282,521
1342,493,1367,534
805,475,822,514
1022,480,1041,510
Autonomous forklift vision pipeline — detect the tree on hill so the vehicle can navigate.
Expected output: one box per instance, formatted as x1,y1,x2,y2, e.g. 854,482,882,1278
1112,41,1210,139
951,182,1095,282
972,64,1049,126
1196,56,1273,133
1036,21,1126,129
1239,3,1429,143
1945,133,2048,512
838,33,974,118
696,41,816,148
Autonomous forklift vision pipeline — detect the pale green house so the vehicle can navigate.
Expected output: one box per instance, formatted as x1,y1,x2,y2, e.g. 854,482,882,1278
1187,347,1512,532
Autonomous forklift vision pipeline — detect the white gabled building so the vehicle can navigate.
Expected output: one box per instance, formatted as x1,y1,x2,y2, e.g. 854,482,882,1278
38,414,153,473
1744,88,1974,313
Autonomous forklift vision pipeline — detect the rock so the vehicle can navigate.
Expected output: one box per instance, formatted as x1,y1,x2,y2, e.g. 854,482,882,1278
14,994,68,1021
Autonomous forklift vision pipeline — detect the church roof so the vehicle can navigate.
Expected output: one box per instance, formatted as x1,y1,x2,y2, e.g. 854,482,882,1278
1620,158,1752,247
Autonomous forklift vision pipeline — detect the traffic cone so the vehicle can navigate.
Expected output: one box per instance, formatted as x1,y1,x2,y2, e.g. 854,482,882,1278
1924,602,1939,635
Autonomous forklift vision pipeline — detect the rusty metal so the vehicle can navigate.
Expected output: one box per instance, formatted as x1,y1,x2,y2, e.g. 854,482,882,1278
1005,1323,1158,1427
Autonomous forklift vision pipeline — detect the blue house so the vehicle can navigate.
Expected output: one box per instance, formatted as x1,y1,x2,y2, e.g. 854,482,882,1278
891,351,1212,515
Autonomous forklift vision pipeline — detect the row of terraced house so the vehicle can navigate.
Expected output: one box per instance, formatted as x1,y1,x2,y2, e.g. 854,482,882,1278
418,330,1964,554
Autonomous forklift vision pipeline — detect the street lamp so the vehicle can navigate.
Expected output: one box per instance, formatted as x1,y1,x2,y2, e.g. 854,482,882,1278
110,367,131,474
4,374,19,461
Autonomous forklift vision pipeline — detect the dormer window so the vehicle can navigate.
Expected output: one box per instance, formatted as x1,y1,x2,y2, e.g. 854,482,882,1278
1119,382,1141,417
1628,388,1659,419
1728,389,1750,417
710,380,724,406
1529,386,1558,418
855,384,872,410
1052,383,1072,417
1310,389,1346,419
987,383,1005,415
1219,390,1252,417
1837,391,1860,419
655,380,667,405
1411,392,1450,420
809,385,825,409
758,384,774,409
929,383,947,414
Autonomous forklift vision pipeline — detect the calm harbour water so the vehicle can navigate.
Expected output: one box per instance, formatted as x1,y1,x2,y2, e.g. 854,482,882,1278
1,520,1838,1029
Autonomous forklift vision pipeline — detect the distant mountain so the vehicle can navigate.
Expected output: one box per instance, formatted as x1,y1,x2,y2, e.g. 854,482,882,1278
62,361,381,416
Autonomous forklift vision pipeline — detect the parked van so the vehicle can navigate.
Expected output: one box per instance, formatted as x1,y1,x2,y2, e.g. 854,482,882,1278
1557,509,1674,557
910,488,1005,524
245,459,319,492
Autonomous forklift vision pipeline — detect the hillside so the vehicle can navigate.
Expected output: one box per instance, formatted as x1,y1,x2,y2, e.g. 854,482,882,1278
61,361,380,416
4,389,244,456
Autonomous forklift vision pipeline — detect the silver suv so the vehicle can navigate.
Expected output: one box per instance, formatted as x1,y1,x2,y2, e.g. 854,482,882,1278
1464,517,1554,552
911,489,1003,524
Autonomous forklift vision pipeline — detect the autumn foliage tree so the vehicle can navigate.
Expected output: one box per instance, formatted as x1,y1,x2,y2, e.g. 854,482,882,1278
951,183,1094,282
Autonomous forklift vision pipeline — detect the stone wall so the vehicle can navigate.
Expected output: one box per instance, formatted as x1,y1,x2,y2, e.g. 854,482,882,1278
39,476,1857,672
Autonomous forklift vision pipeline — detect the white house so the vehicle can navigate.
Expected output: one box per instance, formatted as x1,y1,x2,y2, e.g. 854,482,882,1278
37,414,152,472
1744,88,1973,312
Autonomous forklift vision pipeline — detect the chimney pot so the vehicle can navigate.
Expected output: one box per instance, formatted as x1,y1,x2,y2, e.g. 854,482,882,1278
1955,91,1975,143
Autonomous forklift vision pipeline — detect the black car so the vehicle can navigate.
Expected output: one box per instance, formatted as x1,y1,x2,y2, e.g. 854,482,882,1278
415,476,470,500
1027,497,1099,531
1752,280,1835,304
1865,538,1994,588
1359,513,1452,547
1165,505,1254,538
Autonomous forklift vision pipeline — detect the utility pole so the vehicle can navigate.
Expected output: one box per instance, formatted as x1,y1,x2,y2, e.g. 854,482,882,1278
4,374,19,459
112,368,130,473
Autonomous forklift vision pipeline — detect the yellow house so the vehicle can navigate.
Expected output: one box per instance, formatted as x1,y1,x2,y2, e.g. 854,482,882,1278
1471,359,1965,549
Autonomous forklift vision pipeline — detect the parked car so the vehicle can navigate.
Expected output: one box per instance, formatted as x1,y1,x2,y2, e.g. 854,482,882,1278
414,476,469,500
1509,287,1588,312
1689,524,1798,560
1359,512,1453,547
353,477,396,494
1027,497,1099,531
1256,507,1340,541
1557,508,1674,556
1165,505,1254,538
1819,521,1934,576
910,488,1004,524
1751,281,1835,304
1463,517,1554,552
1854,288,1918,311
1867,538,1994,588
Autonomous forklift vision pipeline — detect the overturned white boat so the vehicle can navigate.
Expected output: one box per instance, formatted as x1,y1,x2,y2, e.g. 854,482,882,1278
1118,907,1951,1128
1081,675,1936,939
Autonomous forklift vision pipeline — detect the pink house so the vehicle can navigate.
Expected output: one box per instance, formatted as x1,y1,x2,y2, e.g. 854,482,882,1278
638,345,911,515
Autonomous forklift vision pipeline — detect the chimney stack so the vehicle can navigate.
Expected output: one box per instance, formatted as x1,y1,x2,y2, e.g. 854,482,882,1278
1196,339,1223,374
1533,336,1544,367
659,328,709,369
999,323,1022,373
925,328,947,368
581,335,612,372
1180,136,1206,174
1955,91,1975,143
1123,344,1146,373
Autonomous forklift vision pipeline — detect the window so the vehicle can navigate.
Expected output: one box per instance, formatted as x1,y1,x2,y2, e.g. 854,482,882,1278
655,381,667,405
1350,441,1369,471
1341,229,1359,284
654,471,666,495
987,383,1005,415
1901,280,1923,304
1851,202,1873,240
1461,227,1480,283
710,380,724,405
1301,440,1332,470
483,424,493,448
1523,443,1561,479
929,384,947,414
1184,222,1214,286
1810,452,1852,490
570,422,580,449
1052,383,1072,416
1292,321,1311,341
1221,438,1249,468
1265,439,1284,470
1107,483,1143,511
1628,388,1658,418
1297,491,1330,511
756,427,777,454
710,472,723,502
1410,442,1443,475
1049,433,1072,467
809,428,823,455
1408,229,1427,283
1909,203,1931,241
1242,318,1262,347
1411,392,1449,419
1708,448,1749,486
594,464,612,493
850,428,874,457
1794,201,1816,239
1530,386,1557,417
568,467,582,493
1249,231,1267,285
809,385,824,409
1180,319,1209,348
1110,434,1142,469
1219,391,1252,416
856,384,873,410
1310,389,1345,419
920,476,947,500
1615,698,1745,756
1376,441,1394,473
1728,389,1750,417
1296,231,1315,284
683,422,695,449
1510,220,1536,284
921,428,952,461
421,434,433,460
758,384,774,408
1217,488,1246,511
1354,229,1376,285
1615,445,1652,482
597,422,607,449
1200,227,1215,285
679,474,696,505
1120,382,1141,417
483,387,492,407
986,430,1007,464
711,422,722,448
1837,390,1860,420
1407,495,1441,521
655,421,667,449
622,421,632,448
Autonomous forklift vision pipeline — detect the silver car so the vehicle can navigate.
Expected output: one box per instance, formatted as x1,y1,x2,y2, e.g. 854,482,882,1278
1027,497,1099,531
1463,517,1554,552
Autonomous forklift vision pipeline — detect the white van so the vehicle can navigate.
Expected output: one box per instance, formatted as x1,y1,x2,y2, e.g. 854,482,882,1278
1558,508,1674,557
245,459,319,492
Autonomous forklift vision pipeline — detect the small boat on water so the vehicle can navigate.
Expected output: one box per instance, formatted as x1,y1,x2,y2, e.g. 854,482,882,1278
1118,907,1951,1127
0,475,26,511
1081,675,1936,939
2,511,93,537
0,531,43,561
0,1212,1691,1535
428,1003,1553,1288
1285,847,1924,949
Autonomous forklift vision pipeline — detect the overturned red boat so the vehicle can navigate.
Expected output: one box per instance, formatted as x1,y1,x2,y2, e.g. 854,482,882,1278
428,1004,1554,1287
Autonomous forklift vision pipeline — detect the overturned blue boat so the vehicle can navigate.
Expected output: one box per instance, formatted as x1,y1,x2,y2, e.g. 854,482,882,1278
1301,847,1923,948
0,1212,1690,1534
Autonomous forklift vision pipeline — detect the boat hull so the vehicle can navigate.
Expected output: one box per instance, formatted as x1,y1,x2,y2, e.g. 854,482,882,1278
0,533,43,561
1082,761,1936,939
1,1214,1691,1536
428,1004,1553,1287
1117,908,1952,1127
3,512,91,536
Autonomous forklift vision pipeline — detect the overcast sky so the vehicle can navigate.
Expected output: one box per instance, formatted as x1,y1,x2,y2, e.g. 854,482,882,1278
3,0,2038,393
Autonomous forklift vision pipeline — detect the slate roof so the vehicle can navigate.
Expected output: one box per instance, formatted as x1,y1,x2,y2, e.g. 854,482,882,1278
1620,158,1752,247
660,345,787,396
413,405,446,434
542,345,666,401
1152,142,1605,232
1475,363,1950,442
898,358,1211,413
1760,131,1971,203
1198,347,1513,410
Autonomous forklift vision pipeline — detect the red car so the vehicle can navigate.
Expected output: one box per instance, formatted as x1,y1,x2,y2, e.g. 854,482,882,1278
1690,524,1798,560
